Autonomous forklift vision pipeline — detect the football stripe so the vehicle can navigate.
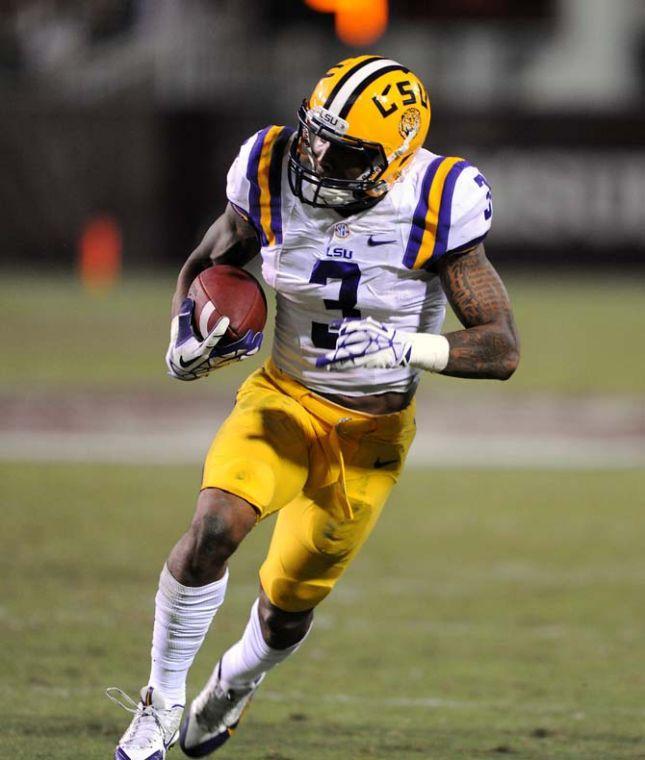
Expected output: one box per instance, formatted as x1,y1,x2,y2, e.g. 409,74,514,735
326,58,400,115
403,156,442,268
417,156,463,267
246,127,271,246
322,55,384,110
433,160,470,259
267,127,295,245
337,64,409,119
246,126,293,248
257,126,282,245
403,156,465,269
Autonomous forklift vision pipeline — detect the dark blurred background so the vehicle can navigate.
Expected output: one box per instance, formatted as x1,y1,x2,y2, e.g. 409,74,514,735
2,0,644,274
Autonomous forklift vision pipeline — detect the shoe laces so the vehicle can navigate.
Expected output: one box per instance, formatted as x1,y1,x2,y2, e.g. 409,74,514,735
106,687,166,749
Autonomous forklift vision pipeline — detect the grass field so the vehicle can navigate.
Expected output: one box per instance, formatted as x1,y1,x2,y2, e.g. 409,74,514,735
2,272,644,395
2,272,644,758
3,463,645,759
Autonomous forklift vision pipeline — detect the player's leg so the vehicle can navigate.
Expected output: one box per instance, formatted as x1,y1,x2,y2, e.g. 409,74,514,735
179,585,313,757
112,367,312,760
236,416,416,684
260,473,398,614
111,488,258,760
178,476,395,758
219,586,313,687
179,397,416,756
148,488,258,704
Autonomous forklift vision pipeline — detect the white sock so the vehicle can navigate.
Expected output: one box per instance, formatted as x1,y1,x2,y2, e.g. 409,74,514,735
149,564,228,705
219,599,311,689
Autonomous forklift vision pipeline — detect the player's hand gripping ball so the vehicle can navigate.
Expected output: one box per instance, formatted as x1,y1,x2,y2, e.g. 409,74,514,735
316,317,413,371
165,265,267,381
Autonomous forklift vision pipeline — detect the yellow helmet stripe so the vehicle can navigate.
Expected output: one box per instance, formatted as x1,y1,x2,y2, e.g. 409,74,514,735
403,156,466,269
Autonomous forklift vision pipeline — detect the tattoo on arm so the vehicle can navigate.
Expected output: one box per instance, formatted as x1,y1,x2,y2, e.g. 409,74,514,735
437,245,520,380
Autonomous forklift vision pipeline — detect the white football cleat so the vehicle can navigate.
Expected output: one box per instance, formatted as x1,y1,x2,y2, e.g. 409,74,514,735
179,662,264,757
108,685,183,760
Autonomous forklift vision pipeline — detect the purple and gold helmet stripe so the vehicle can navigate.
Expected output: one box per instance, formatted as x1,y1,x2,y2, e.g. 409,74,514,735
403,156,469,269
246,126,294,247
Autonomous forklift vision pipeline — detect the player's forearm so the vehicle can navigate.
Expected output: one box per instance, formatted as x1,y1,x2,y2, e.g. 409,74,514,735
436,246,520,380
171,206,259,317
441,322,519,380
172,259,207,317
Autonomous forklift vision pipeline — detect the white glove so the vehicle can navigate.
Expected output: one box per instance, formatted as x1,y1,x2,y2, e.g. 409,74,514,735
316,317,449,373
165,298,263,381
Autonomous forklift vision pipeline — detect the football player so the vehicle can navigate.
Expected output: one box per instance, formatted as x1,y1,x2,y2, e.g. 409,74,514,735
110,55,519,759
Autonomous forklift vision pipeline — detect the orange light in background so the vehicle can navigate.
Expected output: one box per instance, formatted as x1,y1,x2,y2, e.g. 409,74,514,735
78,214,122,293
305,0,389,46
336,0,388,46
305,0,337,10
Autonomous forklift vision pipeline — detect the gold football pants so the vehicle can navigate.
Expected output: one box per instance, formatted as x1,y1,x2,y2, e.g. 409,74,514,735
201,360,416,612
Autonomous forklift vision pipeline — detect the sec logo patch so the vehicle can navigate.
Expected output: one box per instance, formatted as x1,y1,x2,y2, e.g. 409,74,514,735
333,222,350,239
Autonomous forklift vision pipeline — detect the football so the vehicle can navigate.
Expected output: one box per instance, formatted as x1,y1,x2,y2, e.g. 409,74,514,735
188,264,267,346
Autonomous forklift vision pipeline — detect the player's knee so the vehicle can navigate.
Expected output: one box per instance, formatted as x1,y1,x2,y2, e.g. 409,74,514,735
188,488,257,566
258,589,313,649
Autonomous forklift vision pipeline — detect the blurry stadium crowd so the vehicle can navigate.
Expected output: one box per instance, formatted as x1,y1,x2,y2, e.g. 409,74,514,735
2,0,644,110
2,0,644,270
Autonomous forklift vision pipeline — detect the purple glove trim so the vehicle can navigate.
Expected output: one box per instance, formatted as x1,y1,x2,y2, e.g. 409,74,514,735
209,329,263,360
176,298,197,346
315,354,334,368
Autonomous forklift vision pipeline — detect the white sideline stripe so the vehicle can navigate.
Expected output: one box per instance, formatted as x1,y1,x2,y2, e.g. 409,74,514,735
0,429,643,468
3,684,644,717
262,690,645,717
407,433,645,469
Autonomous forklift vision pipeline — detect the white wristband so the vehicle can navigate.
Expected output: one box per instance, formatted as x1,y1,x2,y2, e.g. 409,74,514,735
406,332,450,372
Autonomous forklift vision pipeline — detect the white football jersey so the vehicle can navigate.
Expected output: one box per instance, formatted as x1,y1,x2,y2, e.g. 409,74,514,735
226,125,493,397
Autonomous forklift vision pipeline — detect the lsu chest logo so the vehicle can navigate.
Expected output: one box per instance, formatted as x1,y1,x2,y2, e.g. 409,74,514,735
326,245,353,260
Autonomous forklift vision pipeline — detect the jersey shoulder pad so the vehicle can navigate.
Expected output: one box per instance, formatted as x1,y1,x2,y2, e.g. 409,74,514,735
226,125,295,247
402,152,492,270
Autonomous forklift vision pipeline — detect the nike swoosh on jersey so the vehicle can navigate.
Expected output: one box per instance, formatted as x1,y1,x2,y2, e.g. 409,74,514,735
374,457,399,469
367,235,397,247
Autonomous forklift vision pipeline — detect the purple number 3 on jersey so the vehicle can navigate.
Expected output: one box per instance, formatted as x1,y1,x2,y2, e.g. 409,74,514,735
309,260,362,349
473,174,492,221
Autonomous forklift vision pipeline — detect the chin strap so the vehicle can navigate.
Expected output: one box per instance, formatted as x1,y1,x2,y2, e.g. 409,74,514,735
386,125,418,165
